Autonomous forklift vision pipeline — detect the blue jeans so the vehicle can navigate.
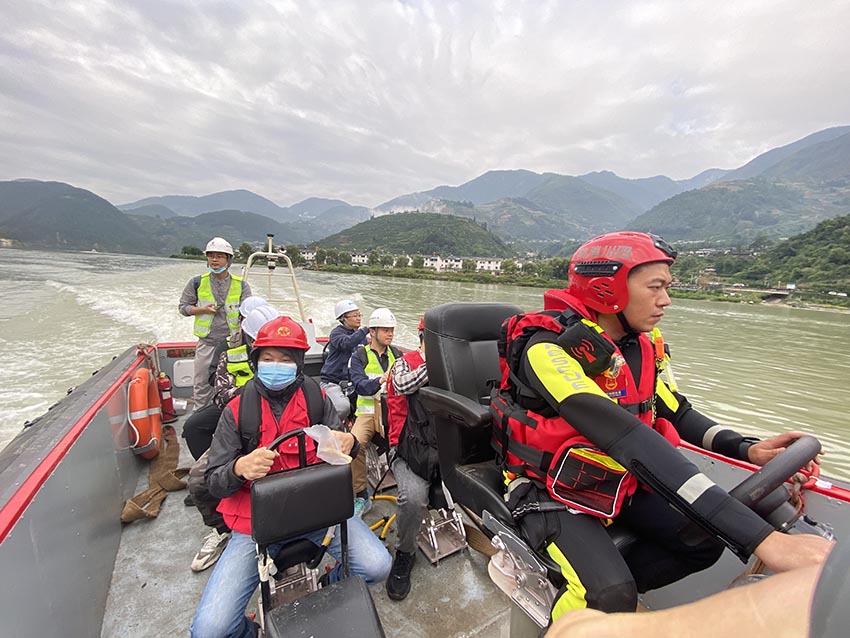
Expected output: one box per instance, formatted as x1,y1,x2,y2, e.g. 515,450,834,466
190,517,392,638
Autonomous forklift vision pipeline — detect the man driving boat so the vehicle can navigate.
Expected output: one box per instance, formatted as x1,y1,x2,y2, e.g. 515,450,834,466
491,231,832,621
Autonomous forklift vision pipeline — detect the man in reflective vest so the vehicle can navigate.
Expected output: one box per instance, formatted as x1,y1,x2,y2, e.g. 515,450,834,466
494,231,832,622
349,307,402,517
178,237,252,410
384,316,436,601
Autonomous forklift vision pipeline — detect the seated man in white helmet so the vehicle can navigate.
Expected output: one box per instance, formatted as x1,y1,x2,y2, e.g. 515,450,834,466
178,237,252,410
348,308,401,517
319,299,369,422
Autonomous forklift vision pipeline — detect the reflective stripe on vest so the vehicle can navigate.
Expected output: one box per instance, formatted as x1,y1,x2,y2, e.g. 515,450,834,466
193,272,244,338
355,347,396,416
225,344,252,388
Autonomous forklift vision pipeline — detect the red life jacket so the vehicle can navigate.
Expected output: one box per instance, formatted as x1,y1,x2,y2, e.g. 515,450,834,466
490,306,680,519
386,349,439,480
386,349,425,447
217,387,318,535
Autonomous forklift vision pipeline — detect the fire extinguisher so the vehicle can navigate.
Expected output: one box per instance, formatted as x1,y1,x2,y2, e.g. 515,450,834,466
158,372,178,424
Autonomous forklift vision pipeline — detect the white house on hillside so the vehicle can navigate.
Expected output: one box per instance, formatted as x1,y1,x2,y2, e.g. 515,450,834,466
476,258,501,273
351,252,369,265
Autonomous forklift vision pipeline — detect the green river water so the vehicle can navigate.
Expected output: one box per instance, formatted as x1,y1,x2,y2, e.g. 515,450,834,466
1,248,849,480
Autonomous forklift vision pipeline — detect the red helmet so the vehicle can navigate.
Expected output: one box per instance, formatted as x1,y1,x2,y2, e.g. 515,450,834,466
418,315,425,332
252,316,310,351
567,232,676,314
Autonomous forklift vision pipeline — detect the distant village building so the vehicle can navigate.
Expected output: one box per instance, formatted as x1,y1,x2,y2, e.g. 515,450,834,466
423,255,442,271
300,249,316,263
351,252,369,265
476,258,501,273
443,257,464,272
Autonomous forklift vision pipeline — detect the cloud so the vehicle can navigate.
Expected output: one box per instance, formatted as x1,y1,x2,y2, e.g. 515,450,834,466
0,0,848,207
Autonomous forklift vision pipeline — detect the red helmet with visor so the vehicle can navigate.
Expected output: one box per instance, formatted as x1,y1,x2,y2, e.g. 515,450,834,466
566,232,676,314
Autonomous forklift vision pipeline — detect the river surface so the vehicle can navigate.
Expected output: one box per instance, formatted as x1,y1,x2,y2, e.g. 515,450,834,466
2,247,849,480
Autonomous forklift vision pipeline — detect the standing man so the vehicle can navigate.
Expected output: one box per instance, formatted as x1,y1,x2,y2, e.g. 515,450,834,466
178,237,252,411
320,299,369,421
385,316,436,601
349,308,401,517
491,231,831,622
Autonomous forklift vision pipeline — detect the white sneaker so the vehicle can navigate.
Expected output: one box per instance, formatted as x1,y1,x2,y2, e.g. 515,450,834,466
191,528,231,572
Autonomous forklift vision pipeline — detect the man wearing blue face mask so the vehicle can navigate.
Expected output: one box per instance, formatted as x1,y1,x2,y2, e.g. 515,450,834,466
193,316,392,638
179,237,252,411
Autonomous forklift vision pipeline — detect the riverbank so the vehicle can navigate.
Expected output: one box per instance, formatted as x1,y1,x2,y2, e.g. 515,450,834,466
307,264,850,312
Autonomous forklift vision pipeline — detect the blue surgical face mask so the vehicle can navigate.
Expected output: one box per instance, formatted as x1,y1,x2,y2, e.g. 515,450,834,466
208,264,228,275
257,361,298,391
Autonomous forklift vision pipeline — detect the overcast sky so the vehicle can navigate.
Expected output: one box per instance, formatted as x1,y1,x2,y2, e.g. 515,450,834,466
1,0,849,208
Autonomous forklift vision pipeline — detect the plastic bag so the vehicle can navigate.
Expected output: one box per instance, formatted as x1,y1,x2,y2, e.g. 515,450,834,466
304,424,352,465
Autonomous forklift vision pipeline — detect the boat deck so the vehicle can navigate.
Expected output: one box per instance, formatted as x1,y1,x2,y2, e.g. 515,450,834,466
101,413,511,637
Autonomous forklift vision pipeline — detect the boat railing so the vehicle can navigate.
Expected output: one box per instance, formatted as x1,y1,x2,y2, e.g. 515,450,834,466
240,233,322,354
241,233,307,322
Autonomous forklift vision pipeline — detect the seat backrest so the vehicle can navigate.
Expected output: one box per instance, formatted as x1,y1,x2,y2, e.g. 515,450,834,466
423,303,523,475
424,302,523,402
251,462,354,546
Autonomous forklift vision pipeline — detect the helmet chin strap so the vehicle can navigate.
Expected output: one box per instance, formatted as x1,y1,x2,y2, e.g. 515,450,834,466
616,311,636,336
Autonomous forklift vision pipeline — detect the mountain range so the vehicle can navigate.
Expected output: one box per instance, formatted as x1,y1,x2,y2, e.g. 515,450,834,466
1,125,849,254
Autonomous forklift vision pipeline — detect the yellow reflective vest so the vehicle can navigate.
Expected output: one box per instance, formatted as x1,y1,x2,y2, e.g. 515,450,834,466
193,272,243,338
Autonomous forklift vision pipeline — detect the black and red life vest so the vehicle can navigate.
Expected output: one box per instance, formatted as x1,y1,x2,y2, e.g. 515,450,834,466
217,379,324,535
490,303,680,518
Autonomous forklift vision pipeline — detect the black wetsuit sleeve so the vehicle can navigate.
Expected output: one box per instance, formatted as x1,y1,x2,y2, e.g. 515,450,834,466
520,331,773,561
658,390,758,462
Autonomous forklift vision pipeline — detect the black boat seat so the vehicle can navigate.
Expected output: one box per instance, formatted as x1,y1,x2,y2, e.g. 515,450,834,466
271,538,322,574
455,461,513,525
420,302,522,523
265,575,385,638
251,447,384,638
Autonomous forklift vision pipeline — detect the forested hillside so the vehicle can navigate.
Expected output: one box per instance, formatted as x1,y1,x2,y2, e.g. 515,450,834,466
316,212,512,257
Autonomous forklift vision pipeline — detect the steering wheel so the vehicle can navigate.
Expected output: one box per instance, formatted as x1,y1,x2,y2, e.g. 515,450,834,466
729,435,821,528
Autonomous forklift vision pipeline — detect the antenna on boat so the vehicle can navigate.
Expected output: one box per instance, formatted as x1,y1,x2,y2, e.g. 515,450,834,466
241,233,307,322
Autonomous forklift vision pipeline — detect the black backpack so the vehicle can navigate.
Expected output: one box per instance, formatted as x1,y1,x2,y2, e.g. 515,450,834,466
237,377,324,454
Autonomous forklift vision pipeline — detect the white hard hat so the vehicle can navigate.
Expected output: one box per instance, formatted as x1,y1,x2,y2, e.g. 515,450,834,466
205,237,234,256
368,308,396,328
334,299,360,320
239,296,269,318
242,305,280,340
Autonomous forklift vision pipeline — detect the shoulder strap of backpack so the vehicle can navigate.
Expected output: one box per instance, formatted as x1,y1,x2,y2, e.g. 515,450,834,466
192,274,202,296
237,379,262,454
355,345,368,368
301,376,324,425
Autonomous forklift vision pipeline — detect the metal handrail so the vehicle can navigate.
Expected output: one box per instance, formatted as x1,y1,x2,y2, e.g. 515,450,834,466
240,234,307,322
